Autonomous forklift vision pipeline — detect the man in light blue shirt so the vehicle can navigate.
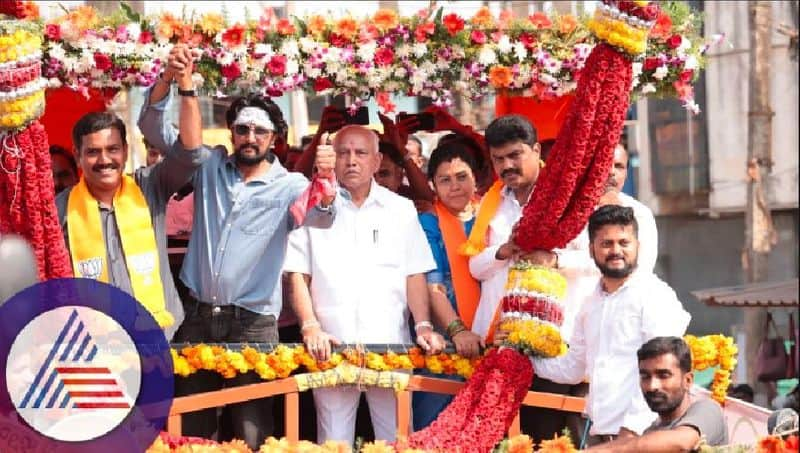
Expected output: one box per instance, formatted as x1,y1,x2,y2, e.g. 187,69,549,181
138,44,336,449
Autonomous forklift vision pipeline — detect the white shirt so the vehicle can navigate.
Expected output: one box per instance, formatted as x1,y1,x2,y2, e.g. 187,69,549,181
532,272,691,436
556,192,659,342
284,182,435,344
469,186,524,339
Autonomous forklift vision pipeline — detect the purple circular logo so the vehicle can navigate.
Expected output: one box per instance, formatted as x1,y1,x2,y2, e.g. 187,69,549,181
0,279,174,453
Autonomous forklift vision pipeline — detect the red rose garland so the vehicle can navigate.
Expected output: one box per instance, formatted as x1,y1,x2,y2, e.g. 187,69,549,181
0,122,72,280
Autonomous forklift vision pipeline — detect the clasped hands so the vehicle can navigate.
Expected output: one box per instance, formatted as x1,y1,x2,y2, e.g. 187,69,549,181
301,324,446,363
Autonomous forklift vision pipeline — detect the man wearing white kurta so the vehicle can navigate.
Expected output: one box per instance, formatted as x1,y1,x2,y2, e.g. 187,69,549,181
556,144,659,342
530,205,691,443
284,126,444,444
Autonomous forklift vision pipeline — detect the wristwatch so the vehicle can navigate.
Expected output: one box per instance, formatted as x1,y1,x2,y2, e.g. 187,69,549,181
177,88,197,97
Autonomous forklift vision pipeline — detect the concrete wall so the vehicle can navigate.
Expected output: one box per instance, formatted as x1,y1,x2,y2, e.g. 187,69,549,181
655,209,799,336
704,1,799,212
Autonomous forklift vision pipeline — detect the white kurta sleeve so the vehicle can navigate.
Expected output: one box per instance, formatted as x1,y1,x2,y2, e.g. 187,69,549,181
532,308,589,384
640,277,691,340
283,227,312,275
405,204,436,276
469,242,508,281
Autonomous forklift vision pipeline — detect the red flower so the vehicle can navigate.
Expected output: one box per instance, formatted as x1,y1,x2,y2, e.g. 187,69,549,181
267,55,287,75
470,29,487,45
45,23,61,41
138,30,153,44
643,57,660,71
221,24,246,47
313,78,333,92
528,12,552,29
442,13,465,36
679,69,694,83
784,435,799,452
93,52,113,71
414,22,435,43
220,63,241,82
276,18,296,36
667,34,683,49
328,32,348,47
374,47,394,66
650,11,673,41
673,81,694,101
518,32,536,49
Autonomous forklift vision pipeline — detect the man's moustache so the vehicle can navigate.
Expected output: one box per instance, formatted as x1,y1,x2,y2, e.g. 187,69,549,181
501,169,521,178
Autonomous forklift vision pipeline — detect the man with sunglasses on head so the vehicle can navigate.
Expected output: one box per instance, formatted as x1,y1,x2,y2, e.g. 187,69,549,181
138,43,336,449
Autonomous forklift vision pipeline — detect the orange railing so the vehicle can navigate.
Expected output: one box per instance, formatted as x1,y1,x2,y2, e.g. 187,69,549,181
166,374,586,441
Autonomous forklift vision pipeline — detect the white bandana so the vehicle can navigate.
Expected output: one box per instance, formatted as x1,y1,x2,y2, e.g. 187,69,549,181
233,107,275,131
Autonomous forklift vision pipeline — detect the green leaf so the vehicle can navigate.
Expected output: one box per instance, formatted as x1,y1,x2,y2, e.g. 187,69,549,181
433,7,443,23
119,2,141,23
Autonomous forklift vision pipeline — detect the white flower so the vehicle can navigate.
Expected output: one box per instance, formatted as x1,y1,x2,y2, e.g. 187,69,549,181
412,43,427,58
281,39,300,58
126,23,141,42
632,62,643,78
641,83,657,94
217,52,234,66
497,35,513,54
48,42,66,61
254,43,274,58
357,42,377,61
631,76,640,88
396,44,411,59
306,66,321,79
285,59,299,75
394,67,407,78
478,45,496,65
299,37,317,54
684,55,699,71
513,42,527,62
545,59,562,74
678,36,690,53
653,65,669,80
684,100,700,114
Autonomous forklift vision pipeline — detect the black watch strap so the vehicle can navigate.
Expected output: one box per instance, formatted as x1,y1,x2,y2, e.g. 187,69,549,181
177,88,197,97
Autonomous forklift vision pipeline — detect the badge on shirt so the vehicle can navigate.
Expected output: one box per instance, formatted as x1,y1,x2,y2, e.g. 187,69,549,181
77,257,103,280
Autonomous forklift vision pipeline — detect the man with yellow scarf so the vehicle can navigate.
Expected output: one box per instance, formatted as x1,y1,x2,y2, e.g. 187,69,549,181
55,109,199,340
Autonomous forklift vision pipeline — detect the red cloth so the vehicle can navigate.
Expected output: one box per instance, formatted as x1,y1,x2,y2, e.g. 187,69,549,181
494,95,574,141
289,173,336,226
40,87,117,152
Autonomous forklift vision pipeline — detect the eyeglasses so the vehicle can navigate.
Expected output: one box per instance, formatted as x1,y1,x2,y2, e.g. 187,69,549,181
233,124,274,137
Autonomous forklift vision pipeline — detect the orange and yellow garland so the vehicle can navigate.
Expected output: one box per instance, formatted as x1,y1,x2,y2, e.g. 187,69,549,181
684,334,738,404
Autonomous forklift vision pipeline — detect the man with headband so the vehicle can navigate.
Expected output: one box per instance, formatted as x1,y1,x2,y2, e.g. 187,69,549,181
138,43,336,449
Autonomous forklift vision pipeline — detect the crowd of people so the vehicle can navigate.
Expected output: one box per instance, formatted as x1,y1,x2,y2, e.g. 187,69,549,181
43,43,736,451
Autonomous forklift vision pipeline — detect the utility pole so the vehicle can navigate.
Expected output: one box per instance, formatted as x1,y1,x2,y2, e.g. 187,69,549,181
743,1,776,406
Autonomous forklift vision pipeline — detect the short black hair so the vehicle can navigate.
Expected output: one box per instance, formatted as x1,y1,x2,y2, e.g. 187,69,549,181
484,114,538,149
539,138,557,162
379,141,404,167
427,142,478,180
588,204,638,242
637,336,692,373
49,145,78,175
437,133,486,172
225,93,288,138
728,384,754,400
72,112,127,152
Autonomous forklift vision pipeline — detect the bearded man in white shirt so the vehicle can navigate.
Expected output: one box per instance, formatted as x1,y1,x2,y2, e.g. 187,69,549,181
284,125,446,444
527,204,691,446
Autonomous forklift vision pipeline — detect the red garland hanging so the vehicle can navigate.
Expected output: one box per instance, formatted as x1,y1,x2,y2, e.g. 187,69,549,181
0,122,72,280
405,2,657,451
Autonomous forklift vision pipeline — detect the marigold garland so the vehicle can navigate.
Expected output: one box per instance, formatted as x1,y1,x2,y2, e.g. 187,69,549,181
684,334,738,404
171,344,480,381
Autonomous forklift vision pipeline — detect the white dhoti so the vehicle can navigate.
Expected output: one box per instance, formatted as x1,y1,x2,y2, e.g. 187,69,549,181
312,385,410,444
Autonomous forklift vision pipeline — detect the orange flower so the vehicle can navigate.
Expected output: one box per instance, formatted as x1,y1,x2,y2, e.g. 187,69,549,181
373,9,399,32
334,17,358,40
156,12,181,41
20,1,39,20
306,15,327,37
528,12,552,29
538,434,577,453
68,5,99,34
276,18,296,36
470,6,494,28
414,21,435,43
507,434,533,453
489,65,513,88
757,435,785,453
558,14,578,35
199,12,225,36
498,10,514,30
222,23,247,47
650,11,673,41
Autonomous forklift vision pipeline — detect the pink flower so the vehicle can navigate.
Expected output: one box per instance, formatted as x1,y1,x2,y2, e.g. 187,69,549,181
470,29,487,44
115,25,128,42
667,34,683,49
374,47,394,66
138,30,153,44
267,55,286,75
45,23,61,41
